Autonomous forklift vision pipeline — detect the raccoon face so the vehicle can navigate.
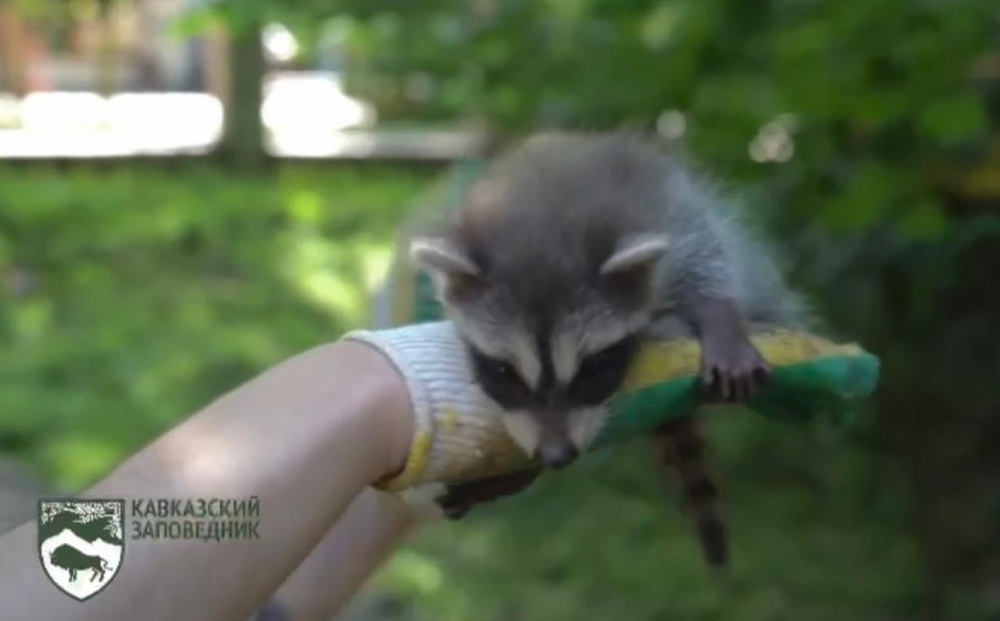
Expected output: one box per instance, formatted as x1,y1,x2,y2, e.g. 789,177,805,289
466,329,640,468
410,233,669,468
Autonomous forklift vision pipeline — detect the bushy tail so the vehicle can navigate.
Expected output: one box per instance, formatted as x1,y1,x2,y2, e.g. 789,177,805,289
657,415,728,568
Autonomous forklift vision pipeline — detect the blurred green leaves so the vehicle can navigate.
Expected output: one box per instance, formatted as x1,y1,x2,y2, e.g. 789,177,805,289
193,0,996,244
917,93,989,146
0,164,428,489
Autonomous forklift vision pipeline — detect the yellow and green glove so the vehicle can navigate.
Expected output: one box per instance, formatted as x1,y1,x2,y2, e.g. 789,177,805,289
358,158,879,504
345,321,880,494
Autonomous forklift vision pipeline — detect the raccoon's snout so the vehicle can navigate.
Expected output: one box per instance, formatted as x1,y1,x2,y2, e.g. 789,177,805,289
537,440,579,469
499,410,583,469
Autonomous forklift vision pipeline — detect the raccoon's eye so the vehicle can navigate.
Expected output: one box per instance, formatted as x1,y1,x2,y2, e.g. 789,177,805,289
484,358,517,380
469,350,530,408
569,338,636,406
472,354,517,381
578,339,633,376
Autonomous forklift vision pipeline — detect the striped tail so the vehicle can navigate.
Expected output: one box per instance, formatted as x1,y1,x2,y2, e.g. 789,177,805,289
657,414,729,568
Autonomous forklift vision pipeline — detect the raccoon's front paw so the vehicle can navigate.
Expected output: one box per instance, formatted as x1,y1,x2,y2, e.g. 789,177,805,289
434,468,542,520
699,335,771,402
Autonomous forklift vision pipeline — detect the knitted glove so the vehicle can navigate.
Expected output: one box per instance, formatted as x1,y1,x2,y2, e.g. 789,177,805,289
344,321,879,498
345,322,529,495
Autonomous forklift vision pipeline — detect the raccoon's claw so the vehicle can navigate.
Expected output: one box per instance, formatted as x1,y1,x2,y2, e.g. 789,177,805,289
434,468,542,519
435,488,477,520
699,337,771,403
441,502,473,521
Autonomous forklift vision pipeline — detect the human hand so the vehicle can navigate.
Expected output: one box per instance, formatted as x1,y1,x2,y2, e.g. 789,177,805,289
345,321,538,518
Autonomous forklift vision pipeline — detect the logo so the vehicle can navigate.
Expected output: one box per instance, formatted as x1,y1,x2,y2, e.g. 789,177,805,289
38,499,125,601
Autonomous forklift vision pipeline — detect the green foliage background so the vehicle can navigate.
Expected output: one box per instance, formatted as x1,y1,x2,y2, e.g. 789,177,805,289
3,0,1000,619
0,165,426,488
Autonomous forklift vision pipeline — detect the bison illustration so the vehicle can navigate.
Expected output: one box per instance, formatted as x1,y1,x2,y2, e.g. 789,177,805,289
49,544,111,583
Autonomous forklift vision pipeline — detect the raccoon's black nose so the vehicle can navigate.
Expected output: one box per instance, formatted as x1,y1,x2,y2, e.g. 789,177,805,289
538,442,579,469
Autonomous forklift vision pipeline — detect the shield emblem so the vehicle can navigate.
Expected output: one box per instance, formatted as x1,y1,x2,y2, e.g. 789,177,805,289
38,498,125,601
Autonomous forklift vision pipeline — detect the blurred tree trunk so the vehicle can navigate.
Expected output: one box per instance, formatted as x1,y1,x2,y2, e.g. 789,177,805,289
94,0,122,96
219,20,264,170
0,2,30,95
203,20,228,98
133,0,164,90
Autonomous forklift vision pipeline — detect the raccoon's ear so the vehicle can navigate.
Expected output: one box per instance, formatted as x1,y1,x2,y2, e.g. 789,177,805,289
409,237,481,292
599,234,670,276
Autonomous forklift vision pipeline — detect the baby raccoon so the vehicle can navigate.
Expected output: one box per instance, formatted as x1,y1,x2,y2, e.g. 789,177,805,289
410,132,807,566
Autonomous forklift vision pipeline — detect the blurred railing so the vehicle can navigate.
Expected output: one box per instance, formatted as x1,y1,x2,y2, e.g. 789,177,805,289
0,73,485,162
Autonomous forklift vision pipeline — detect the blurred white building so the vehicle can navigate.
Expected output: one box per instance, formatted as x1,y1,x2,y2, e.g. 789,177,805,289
0,1,481,160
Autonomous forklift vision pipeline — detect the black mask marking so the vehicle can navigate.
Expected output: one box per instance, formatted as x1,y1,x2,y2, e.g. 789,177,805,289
566,336,639,406
468,348,532,410
468,333,639,413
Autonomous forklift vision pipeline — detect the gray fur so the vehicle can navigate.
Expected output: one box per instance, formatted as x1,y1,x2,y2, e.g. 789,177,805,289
413,131,807,367
651,156,810,336
412,132,806,562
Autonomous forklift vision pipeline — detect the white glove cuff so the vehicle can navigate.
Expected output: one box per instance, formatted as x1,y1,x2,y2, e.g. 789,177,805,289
343,322,529,494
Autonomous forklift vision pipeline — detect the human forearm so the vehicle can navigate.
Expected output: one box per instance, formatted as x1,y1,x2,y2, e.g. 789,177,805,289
0,341,412,621
260,488,417,621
